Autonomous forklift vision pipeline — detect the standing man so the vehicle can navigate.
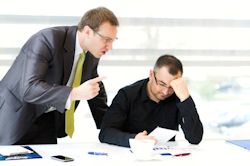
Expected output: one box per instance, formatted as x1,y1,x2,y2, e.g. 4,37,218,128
99,55,203,147
0,7,119,145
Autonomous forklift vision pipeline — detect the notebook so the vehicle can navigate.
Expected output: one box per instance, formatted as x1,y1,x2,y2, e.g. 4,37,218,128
226,139,250,150
0,146,42,161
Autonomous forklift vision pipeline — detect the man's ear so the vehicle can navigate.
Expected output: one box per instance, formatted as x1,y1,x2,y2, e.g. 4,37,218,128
82,25,92,35
149,69,154,79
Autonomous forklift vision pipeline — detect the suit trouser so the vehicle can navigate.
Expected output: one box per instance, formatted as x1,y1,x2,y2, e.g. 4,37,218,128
14,111,57,145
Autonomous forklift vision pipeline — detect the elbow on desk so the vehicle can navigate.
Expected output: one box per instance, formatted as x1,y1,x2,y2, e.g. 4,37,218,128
98,129,106,143
187,132,203,145
187,123,204,145
188,139,202,145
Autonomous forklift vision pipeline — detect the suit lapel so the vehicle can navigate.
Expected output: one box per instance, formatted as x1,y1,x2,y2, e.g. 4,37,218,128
63,52,74,85
63,26,78,85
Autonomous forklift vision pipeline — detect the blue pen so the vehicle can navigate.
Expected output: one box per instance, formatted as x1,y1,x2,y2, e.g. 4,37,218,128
88,152,108,156
160,153,172,156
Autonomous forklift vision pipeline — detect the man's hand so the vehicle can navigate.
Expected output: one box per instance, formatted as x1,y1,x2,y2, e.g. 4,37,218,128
71,76,106,101
135,130,157,143
170,77,189,102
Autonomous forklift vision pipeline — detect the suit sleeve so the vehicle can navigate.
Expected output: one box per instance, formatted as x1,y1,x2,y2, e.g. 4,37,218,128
20,34,72,113
88,80,108,129
87,60,108,129
177,96,203,144
99,89,136,147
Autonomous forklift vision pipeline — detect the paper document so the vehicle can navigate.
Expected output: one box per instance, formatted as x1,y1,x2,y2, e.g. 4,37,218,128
149,126,178,145
0,146,33,156
152,145,191,156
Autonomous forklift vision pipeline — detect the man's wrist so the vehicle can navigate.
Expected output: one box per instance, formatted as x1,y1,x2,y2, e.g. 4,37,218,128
70,87,77,101
180,95,190,102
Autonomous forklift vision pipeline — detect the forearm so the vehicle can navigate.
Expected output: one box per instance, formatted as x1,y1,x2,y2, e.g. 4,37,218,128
98,89,133,147
99,128,136,147
177,96,203,144
88,82,108,128
23,82,72,112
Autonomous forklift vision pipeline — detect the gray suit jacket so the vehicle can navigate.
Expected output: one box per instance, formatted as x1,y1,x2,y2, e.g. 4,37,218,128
0,26,108,144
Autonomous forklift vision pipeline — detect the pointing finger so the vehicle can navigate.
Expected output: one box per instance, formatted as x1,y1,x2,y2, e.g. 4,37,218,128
89,76,106,84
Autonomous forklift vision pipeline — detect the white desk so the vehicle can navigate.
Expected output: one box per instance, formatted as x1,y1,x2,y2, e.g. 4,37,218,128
1,140,249,166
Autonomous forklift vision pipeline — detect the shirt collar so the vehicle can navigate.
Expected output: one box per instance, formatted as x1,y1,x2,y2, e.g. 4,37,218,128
140,78,151,102
75,31,83,55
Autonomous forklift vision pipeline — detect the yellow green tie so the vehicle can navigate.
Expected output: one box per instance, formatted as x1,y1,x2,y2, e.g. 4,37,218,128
65,52,86,137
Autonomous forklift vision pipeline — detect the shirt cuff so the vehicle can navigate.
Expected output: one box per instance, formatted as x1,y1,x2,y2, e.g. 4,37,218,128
65,91,72,109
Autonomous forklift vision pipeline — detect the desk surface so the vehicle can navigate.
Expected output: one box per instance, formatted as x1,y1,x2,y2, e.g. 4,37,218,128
1,139,249,166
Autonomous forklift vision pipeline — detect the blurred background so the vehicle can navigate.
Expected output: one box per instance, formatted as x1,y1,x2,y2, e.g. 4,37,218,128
1,0,250,143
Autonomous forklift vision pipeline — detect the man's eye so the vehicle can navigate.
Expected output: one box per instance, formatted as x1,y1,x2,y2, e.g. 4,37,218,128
160,83,167,87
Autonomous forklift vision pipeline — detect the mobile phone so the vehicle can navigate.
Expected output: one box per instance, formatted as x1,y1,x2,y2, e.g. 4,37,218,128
51,155,74,162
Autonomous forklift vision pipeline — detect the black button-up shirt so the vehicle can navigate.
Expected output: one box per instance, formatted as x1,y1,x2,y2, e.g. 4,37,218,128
99,78,203,147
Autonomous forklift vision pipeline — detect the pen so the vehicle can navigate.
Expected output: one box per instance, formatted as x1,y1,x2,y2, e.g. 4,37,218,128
160,153,172,156
88,152,108,156
174,152,191,157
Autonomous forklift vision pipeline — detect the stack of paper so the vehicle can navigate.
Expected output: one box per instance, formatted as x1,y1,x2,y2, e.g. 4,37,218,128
0,146,33,156
0,146,42,161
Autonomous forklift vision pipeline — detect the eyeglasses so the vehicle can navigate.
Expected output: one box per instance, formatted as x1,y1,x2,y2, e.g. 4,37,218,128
153,72,172,90
92,28,117,44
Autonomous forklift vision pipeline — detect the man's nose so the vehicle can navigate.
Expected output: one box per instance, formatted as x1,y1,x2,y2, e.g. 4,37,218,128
106,41,113,50
161,88,169,95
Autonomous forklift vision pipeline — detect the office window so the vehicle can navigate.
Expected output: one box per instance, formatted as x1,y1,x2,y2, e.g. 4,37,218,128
1,0,250,142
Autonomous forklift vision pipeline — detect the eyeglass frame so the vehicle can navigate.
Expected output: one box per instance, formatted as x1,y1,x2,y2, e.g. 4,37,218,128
90,26,118,44
153,71,173,90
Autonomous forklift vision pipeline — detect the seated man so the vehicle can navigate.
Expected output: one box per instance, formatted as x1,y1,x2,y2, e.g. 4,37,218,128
99,54,203,147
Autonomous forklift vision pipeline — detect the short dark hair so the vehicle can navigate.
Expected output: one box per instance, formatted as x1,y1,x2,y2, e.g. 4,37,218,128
154,54,183,75
78,7,119,31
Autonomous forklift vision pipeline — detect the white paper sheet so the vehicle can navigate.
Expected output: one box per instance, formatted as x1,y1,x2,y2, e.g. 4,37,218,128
149,126,179,145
